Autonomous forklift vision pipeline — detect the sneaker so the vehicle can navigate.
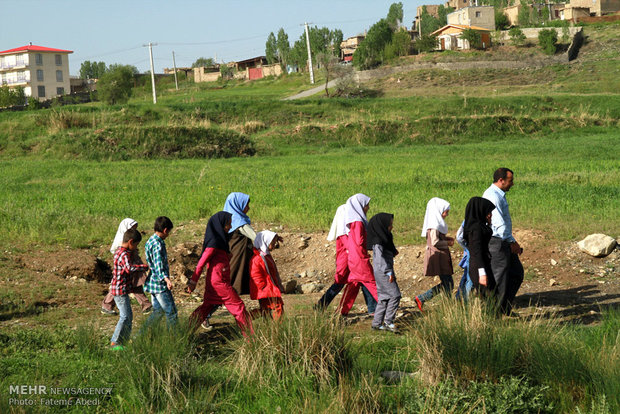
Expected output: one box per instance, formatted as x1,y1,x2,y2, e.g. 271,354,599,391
371,325,382,330
415,297,424,313
110,343,125,351
142,307,153,315
101,308,117,316
383,323,398,333
201,320,213,331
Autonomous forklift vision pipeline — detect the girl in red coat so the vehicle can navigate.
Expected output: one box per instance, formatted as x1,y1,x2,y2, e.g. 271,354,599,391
339,193,379,315
187,211,253,336
249,230,285,320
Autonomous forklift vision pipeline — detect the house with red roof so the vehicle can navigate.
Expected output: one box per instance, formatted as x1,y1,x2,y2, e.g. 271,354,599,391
0,44,73,100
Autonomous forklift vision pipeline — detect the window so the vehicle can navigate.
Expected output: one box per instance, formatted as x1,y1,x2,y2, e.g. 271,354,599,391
36,54,43,65
475,11,481,17
56,87,65,95
38,85,45,98
56,70,63,82
55,54,62,65
37,69,44,81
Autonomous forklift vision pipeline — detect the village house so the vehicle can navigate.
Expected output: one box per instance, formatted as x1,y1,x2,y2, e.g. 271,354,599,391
558,5,591,21
503,3,566,26
447,6,496,31
431,24,492,50
0,44,72,100
563,0,620,16
193,56,281,83
340,35,365,63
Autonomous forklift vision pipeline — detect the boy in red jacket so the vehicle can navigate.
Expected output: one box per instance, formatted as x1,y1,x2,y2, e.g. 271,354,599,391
249,231,285,320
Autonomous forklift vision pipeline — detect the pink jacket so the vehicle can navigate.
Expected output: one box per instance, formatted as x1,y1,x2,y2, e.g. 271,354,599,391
346,221,375,283
192,247,239,305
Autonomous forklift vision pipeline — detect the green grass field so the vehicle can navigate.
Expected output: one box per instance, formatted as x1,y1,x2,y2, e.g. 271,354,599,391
0,22,619,414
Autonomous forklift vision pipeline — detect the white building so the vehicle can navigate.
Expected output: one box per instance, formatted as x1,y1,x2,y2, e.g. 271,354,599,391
0,44,73,100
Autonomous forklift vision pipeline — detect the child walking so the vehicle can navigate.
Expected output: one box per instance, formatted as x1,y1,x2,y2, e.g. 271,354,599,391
188,211,253,336
101,218,152,315
315,204,377,314
249,230,285,321
109,228,149,350
415,198,455,312
339,194,379,315
368,213,401,333
143,216,178,327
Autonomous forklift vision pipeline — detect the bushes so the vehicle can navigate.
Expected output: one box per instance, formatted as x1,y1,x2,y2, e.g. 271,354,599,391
509,27,526,46
0,85,25,108
539,29,558,55
97,65,136,104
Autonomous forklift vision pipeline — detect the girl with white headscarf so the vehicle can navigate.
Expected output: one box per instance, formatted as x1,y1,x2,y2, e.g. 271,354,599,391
414,198,455,312
339,194,379,316
249,230,285,320
101,218,152,315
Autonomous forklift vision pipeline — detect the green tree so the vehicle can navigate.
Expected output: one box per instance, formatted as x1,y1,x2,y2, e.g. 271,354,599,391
317,52,339,96
420,6,441,36
495,11,510,30
387,2,404,30
330,29,344,57
79,60,106,79
220,64,235,79
276,28,290,68
509,27,526,46
97,65,135,105
541,7,550,23
392,29,412,56
461,28,482,49
414,35,438,53
353,19,392,69
518,1,531,27
437,5,454,26
191,57,215,68
0,85,26,107
538,28,557,55
265,32,278,64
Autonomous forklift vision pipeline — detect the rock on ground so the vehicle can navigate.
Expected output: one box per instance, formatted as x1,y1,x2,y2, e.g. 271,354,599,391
578,234,617,257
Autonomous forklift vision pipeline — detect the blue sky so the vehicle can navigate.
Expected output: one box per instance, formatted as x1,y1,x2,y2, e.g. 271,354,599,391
1,0,423,76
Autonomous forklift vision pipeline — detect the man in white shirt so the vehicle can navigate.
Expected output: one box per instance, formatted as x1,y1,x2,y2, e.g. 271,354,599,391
483,168,524,316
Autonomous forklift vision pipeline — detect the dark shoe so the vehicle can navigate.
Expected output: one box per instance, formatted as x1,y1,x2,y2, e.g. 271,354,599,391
101,308,117,316
415,297,424,313
371,325,382,330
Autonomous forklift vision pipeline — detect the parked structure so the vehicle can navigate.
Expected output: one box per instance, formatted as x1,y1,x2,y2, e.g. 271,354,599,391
431,24,492,50
340,35,366,62
0,44,72,100
448,6,496,31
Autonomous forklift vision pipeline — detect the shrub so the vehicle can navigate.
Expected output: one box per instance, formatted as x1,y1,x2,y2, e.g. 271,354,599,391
509,27,526,46
461,28,482,49
539,29,558,55
0,85,26,108
97,65,135,105
415,35,438,53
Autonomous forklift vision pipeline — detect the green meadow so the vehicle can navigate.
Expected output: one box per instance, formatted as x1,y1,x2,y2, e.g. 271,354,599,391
1,21,619,414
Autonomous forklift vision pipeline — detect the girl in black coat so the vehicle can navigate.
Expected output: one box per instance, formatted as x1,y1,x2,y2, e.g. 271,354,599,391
463,197,496,291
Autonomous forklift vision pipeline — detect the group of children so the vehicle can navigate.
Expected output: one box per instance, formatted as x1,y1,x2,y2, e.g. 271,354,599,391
104,190,492,346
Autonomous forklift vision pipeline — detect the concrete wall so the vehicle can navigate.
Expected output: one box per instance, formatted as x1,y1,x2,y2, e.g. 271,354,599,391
262,64,282,77
193,67,221,83
499,26,581,41
448,6,496,30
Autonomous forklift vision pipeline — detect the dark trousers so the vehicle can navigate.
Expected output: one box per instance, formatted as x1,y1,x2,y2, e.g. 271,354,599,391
489,237,524,315
316,283,377,314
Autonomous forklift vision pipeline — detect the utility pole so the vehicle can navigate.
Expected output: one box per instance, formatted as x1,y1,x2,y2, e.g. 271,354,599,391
143,42,158,104
303,22,315,84
172,51,179,91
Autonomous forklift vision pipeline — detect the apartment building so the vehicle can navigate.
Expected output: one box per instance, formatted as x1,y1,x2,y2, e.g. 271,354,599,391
0,44,73,100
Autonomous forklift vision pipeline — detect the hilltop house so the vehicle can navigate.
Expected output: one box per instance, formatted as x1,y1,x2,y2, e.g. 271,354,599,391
447,6,496,31
561,0,620,17
503,3,566,26
0,44,72,100
193,56,281,83
431,24,492,50
340,35,366,62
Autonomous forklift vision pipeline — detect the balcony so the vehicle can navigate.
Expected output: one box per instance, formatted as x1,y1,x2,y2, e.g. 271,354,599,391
0,60,28,71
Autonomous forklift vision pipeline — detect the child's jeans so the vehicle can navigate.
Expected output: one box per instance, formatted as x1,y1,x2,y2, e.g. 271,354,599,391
111,294,133,344
316,283,377,314
417,275,454,303
145,289,178,327
455,268,473,302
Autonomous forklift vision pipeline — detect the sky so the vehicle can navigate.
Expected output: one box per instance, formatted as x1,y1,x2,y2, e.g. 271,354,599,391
0,0,425,76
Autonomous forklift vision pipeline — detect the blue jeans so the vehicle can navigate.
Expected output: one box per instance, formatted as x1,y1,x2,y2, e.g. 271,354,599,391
145,289,178,327
316,283,377,314
455,267,473,302
111,294,132,344
418,274,454,303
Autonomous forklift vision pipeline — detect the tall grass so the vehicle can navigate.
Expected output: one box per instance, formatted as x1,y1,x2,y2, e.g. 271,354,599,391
413,296,620,412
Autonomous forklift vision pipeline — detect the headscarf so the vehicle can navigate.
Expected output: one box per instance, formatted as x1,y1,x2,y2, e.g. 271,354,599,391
421,197,450,237
327,204,349,241
223,192,251,233
463,197,495,243
254,230,277,256
367,213,398,255
344,193,371,227
110,218,137,254
202,211,233,253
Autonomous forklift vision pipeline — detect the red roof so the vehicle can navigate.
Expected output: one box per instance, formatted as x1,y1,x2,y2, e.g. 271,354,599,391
0,45,73,55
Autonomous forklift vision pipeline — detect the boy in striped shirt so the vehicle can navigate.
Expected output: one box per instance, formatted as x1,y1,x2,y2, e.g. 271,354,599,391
110,228,148,350
144,216,178,327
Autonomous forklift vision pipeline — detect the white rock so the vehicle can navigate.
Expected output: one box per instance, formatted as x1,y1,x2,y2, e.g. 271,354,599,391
551,259,557,266
578,234,617,257
299,282,324,294
549,279,557,286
